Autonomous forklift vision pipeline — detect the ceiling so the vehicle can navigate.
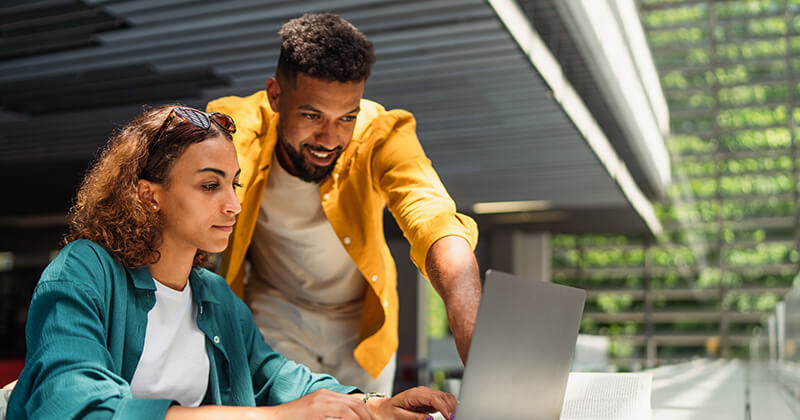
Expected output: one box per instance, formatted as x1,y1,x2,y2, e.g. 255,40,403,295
0,0,664,251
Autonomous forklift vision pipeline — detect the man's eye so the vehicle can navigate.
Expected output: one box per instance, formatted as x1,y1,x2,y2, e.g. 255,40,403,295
303,113,319,120
341,115,357,122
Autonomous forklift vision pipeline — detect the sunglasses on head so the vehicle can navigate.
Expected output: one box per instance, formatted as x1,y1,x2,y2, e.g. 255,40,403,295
151,106,236,148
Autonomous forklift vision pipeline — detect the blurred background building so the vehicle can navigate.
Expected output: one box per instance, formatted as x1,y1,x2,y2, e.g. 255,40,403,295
0,0,797,399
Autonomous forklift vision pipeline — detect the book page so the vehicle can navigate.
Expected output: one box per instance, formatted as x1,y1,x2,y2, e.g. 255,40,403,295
560,373,652,420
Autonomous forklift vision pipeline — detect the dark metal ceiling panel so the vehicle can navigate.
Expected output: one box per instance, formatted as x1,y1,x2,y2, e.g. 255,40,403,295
0,0,658,236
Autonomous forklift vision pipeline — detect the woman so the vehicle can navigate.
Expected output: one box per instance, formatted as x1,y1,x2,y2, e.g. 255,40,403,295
6,106,456,420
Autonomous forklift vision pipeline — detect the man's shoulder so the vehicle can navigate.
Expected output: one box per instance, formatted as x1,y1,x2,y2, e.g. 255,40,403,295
207,90,269,113
207,91,273,138
356,99,416,140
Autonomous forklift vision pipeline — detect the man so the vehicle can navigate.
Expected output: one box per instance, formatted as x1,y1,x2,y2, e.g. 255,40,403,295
207,13,480,394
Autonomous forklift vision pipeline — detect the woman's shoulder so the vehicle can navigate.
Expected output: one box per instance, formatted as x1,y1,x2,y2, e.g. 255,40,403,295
39,239,122,291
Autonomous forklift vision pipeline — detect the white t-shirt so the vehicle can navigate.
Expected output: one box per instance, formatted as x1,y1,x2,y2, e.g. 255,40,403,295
129,279,209,407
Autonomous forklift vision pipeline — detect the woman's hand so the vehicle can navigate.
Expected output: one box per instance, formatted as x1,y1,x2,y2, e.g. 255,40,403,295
367,386,457,420
270,388,376,420
166,389,376,420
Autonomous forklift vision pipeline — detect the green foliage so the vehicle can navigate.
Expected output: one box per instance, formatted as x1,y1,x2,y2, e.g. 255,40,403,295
609,340,636,358
714,0,781,18
552,234,577,248
715,65,752,85
668,135,714,154
717,105,787,129
722,292,779,312
672,115,715,133
580,235,631,247
580,318,598,334
667,91,715,111
645,5,706,28
725,242,798,266
673,160,716,176
743,16,786,37
721,196,794,219
552,249,581,268
426,281,448,340
718,128,791,151
719,155,793,174
650,246,699,267
651,273,694,289
554,248,645,269
544,1,800,366
648,27,706,47
717,84,788,107
719,173,794,196
715,39,786,62
597,293,635,313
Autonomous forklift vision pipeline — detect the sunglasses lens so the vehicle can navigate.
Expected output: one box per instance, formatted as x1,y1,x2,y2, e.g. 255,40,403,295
175,107,211,129
210,113,236,133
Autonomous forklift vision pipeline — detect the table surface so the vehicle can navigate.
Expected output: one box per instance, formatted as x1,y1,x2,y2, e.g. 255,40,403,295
650,358,798,420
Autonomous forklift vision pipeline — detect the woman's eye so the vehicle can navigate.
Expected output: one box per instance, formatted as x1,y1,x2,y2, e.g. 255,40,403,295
233,182,242,189
202,183,219,191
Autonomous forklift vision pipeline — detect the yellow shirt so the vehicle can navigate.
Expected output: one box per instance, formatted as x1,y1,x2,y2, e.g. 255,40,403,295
207,91,478,378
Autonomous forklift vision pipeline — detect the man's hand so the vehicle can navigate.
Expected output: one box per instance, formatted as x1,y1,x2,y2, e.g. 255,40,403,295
368,387,457,420
426,235,481,364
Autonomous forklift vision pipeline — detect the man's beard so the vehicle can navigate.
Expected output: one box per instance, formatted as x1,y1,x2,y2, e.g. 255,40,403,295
278,136,343,184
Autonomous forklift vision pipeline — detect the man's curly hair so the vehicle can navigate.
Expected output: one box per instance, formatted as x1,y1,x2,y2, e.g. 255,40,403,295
63,105,232,268
276,13,375,83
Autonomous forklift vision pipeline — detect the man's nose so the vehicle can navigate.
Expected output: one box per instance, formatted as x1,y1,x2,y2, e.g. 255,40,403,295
314,120,339,148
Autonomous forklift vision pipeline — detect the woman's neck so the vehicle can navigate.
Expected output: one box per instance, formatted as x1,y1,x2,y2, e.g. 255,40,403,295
147,239,195,291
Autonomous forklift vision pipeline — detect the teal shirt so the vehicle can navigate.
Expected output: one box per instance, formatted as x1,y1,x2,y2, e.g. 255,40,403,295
7,239,356,419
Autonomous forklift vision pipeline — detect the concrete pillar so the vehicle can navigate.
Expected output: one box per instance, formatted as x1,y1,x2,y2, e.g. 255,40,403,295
512,231,552,282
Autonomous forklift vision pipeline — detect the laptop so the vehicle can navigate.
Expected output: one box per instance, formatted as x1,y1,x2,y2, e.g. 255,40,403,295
451,269,586,420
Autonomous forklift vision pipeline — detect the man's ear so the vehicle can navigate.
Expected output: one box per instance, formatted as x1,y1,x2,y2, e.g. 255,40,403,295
137,179,161,210
266,77,281,113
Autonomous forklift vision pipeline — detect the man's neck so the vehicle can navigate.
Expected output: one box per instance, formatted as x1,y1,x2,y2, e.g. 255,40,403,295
275,138,298,177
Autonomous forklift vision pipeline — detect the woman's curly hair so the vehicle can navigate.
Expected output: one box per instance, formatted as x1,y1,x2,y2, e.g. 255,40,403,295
64,105,232,268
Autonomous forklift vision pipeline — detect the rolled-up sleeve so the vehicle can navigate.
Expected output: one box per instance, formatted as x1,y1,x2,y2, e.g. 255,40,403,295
370,110,479,279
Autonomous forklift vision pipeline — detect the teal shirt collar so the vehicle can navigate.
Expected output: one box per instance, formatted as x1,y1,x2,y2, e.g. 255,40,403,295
129,264,220,305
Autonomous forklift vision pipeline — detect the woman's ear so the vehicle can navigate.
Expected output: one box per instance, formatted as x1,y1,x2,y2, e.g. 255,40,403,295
137,179,160,211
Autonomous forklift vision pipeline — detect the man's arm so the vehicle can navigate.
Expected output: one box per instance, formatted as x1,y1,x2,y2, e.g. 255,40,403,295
425,235,481,364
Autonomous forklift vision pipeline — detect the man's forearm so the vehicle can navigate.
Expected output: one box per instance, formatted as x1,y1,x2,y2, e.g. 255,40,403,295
425,235,482,364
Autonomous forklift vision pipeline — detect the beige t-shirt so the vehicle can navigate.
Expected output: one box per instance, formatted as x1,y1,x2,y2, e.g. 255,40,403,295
245,155,396,394
246,153,366,336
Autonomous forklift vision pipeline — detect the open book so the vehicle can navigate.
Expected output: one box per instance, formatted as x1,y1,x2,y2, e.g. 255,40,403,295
560,373,652,420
